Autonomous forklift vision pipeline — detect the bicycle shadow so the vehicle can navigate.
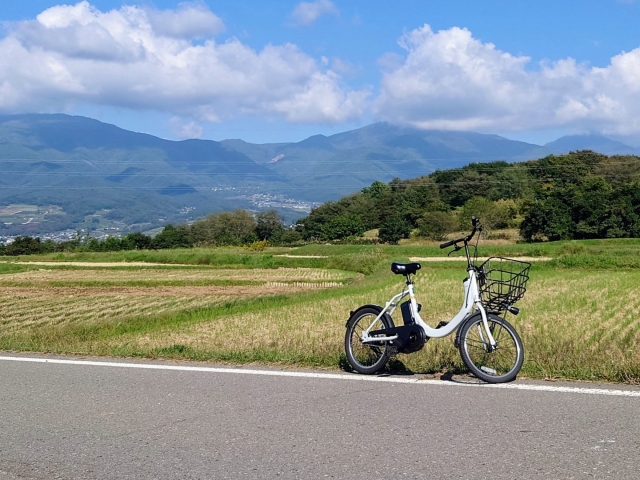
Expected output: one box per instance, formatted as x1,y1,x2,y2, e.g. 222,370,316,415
338,355,482,384
338,355,415,376
378,358,415,376
376,368,484,384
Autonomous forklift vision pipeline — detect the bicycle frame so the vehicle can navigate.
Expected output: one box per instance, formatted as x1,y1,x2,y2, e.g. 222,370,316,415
360,267,497,347
360,222,498,348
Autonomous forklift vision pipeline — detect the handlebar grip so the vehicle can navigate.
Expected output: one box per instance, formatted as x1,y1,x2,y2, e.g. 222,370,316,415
439,239,457,249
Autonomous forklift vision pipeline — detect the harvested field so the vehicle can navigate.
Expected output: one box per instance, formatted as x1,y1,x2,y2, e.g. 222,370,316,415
3,241,640,383
0,285,301,332
0,267,354,287
0,261,194,267
0,266,346,335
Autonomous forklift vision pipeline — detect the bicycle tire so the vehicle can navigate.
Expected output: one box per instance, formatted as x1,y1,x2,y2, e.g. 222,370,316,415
344,305,394,374
458,313,524,383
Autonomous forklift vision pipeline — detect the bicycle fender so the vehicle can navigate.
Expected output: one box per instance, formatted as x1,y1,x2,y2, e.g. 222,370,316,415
345,304,391,328
455,311,504,347
454,312,482,348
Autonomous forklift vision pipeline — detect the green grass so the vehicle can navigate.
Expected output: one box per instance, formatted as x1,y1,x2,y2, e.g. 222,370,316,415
3,240,640,383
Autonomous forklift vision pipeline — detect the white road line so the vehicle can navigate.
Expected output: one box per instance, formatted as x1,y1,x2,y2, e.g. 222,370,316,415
2,355,639,397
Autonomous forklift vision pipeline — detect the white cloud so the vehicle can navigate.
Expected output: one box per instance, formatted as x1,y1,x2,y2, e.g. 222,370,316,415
289,0,339,26
146,2,225,39
375,24,640,136
170,117,203,139
7,5,640,138
0,1,366,124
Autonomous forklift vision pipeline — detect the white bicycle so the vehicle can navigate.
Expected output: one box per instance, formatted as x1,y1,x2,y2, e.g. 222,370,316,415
344,217,530,383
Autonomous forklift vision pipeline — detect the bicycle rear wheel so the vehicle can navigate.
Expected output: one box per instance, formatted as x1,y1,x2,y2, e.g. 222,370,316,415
344,306,394,374
458,313,524,383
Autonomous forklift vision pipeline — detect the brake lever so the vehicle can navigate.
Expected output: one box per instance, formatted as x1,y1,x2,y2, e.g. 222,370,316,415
447,244,462,256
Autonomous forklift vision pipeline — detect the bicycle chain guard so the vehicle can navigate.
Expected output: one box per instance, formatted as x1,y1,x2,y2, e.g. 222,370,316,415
369,324,428,354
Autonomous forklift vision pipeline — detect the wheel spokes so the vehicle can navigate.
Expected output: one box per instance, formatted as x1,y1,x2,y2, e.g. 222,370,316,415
350,315,387,367
465,320,518,377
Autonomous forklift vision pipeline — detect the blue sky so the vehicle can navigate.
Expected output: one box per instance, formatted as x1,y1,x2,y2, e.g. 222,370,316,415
2,0,640,144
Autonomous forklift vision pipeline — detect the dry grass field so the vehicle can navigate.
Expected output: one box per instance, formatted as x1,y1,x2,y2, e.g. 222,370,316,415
0,266,352,286
0,266,350,337
2,242,640,383
99,268,640,382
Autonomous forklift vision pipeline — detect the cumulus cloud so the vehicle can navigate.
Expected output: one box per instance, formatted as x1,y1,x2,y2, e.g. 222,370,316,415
170,117,203,139
146,2,225,39
0,1,366,124
289,0,339,26
375,24,640,136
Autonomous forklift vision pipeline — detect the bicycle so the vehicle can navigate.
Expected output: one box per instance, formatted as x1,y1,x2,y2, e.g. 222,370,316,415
344,217,530,383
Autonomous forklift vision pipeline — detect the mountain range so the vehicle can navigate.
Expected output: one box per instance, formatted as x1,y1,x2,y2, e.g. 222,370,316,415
1,113,638,237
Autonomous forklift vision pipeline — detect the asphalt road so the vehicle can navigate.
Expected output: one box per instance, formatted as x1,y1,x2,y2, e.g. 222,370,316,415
1,354,639,479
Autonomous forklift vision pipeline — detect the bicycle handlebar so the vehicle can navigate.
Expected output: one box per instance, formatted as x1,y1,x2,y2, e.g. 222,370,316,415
439,238,459,249
439,216,480,249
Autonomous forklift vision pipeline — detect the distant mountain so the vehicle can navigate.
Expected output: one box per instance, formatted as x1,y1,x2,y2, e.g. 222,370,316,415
1,114,639,237
0,114,283,236
223,123,552,200
544,134,640,156
223,125,640,202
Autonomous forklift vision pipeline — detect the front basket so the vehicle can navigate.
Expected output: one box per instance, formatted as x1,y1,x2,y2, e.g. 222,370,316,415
478,257,531,311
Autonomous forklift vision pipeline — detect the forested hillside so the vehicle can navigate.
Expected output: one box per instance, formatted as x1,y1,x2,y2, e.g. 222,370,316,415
298,150,640,243
5,149,640,255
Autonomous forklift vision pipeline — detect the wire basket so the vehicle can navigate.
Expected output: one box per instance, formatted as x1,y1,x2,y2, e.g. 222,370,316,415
478,257,531,311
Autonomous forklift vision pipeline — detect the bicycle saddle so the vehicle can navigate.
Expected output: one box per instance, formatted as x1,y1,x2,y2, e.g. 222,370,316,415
391,262,421,275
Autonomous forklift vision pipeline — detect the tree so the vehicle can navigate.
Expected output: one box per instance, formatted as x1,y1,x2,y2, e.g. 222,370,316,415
189,210,256,246
448,170,496,207
123,232,153,250
417,211,458,241
595,155,640,186
322,214,366,240
529,151,604,188
255,210,285,243
213,210,257,245
378,215,412,244
103,236,123,252
519,198,573,241
302,201,348,241
393,176,444,224
459,197,518,230
300,193,376,241
492,165,533,201
279,229,303,245
152,224,192,249
4,236,43,256
361,180,391,199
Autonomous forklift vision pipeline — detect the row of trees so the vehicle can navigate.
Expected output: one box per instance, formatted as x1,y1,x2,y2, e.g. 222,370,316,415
0,232,156,256
0,209,303,256
298,150,640,243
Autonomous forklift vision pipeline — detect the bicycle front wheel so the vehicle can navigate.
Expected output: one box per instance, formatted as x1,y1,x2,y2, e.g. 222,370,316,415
458,313,524,383
344,306,394,374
